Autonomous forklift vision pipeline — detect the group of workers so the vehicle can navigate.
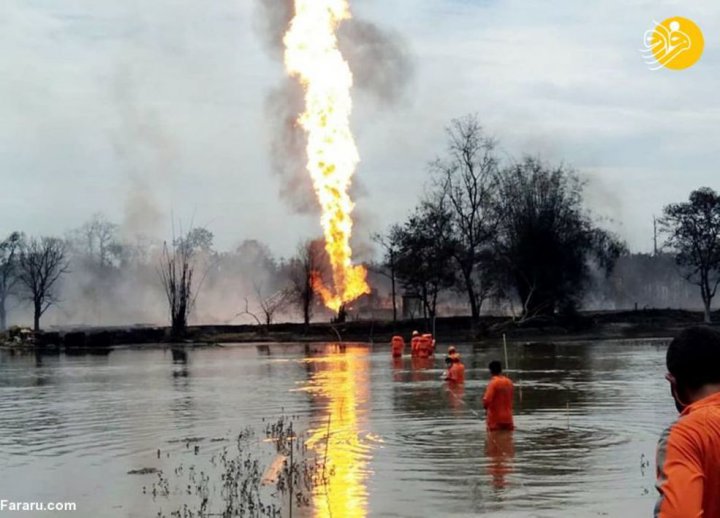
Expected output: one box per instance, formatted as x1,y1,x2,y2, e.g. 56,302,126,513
390,325,720,516
391,330,436,358
390,332,515,431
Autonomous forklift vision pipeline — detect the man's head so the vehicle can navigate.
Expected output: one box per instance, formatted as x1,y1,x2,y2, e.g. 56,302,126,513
489,360,502,376
666,326,720,411
412,330,419,337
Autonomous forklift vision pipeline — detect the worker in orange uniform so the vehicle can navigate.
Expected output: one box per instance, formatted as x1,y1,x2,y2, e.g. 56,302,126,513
482,361,514,431
418,334,433,358
410,330,421,357
445,353,465,383
446,345,459,363
655,326,720,518
390,336,405,358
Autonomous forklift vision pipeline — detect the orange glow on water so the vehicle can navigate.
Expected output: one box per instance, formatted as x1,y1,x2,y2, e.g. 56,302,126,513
304,347,372,518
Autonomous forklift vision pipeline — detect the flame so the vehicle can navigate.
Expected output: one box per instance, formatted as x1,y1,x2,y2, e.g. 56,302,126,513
284,0,370,312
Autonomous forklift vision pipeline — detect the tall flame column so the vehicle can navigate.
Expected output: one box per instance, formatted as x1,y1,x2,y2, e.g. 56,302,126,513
284,0,370,312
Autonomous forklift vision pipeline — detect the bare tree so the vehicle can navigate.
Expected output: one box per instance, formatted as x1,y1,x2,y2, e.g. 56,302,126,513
236,297,263,326
73,213,121,267
254,283,291,327
255,283,291,327
159,241,192,338
235,284,291,328
0,232,23,331
66,214,124,325
159,227,211,338
17,237,69,331
372,227,401,323
431,114,498,320
288,239,323,326
661,187,720,323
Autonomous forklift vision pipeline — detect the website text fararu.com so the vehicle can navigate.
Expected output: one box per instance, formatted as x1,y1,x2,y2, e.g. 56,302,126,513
0,500,77,512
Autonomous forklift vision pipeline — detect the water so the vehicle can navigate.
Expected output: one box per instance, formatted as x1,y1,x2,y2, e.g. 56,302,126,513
0,339,675,517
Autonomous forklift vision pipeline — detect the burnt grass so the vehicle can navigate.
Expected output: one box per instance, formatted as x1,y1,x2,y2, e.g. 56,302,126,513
18,308,719,352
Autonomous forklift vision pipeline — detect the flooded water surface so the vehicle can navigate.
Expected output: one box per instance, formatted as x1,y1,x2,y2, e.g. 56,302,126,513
0,339,675,517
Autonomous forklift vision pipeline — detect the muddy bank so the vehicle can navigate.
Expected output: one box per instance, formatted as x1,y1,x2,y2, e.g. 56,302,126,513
1,326,167,354
189,308,714,345
2,309,716,353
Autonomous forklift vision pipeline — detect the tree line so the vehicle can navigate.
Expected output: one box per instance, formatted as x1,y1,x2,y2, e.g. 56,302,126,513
2,115,719,333
374,115,720,325
0,219,330,334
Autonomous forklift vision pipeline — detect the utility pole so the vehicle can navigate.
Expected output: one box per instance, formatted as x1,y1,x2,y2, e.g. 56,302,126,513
653,216,658,256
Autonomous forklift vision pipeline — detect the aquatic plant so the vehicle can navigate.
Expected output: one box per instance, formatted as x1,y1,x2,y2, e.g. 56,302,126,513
144,416,327,517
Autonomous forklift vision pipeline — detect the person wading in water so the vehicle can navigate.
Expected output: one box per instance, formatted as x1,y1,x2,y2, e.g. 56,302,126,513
655,326,720,517
482,361,514,431
444,351,465,384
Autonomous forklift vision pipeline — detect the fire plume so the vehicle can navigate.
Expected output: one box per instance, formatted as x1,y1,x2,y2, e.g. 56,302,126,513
284,0,370,312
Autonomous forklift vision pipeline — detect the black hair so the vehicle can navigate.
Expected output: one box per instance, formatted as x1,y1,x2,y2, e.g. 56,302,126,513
667,326,720,390
489,360,502,375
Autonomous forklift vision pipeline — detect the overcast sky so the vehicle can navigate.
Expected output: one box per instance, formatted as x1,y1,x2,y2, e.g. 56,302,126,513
1,0,719,259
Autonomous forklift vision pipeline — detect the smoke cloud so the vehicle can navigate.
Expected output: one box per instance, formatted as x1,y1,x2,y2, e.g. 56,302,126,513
264,78,317,213
338,19,414,107
110,65,178,240
253,0,415,214
252,0,294,58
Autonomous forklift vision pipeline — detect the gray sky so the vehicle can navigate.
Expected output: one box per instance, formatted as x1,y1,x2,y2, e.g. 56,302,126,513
1,0,719,259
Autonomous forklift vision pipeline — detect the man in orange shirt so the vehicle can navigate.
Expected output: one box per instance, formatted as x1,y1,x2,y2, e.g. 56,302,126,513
410,330,421,357
482,361,514,431
445,354,465,384
655,326,720,518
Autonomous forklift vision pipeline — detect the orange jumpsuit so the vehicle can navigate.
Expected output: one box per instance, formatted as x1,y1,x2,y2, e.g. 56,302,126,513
418,336,433,358
410,336,421,357
422,334,434,349
391,336,405,358
446,361,465,383
482,375,514,431
655,391,720,517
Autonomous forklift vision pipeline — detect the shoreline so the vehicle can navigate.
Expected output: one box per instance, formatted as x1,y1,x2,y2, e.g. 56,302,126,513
1,308,714,353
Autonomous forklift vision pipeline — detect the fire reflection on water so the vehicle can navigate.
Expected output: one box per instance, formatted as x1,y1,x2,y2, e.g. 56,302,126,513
302,346,372,518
